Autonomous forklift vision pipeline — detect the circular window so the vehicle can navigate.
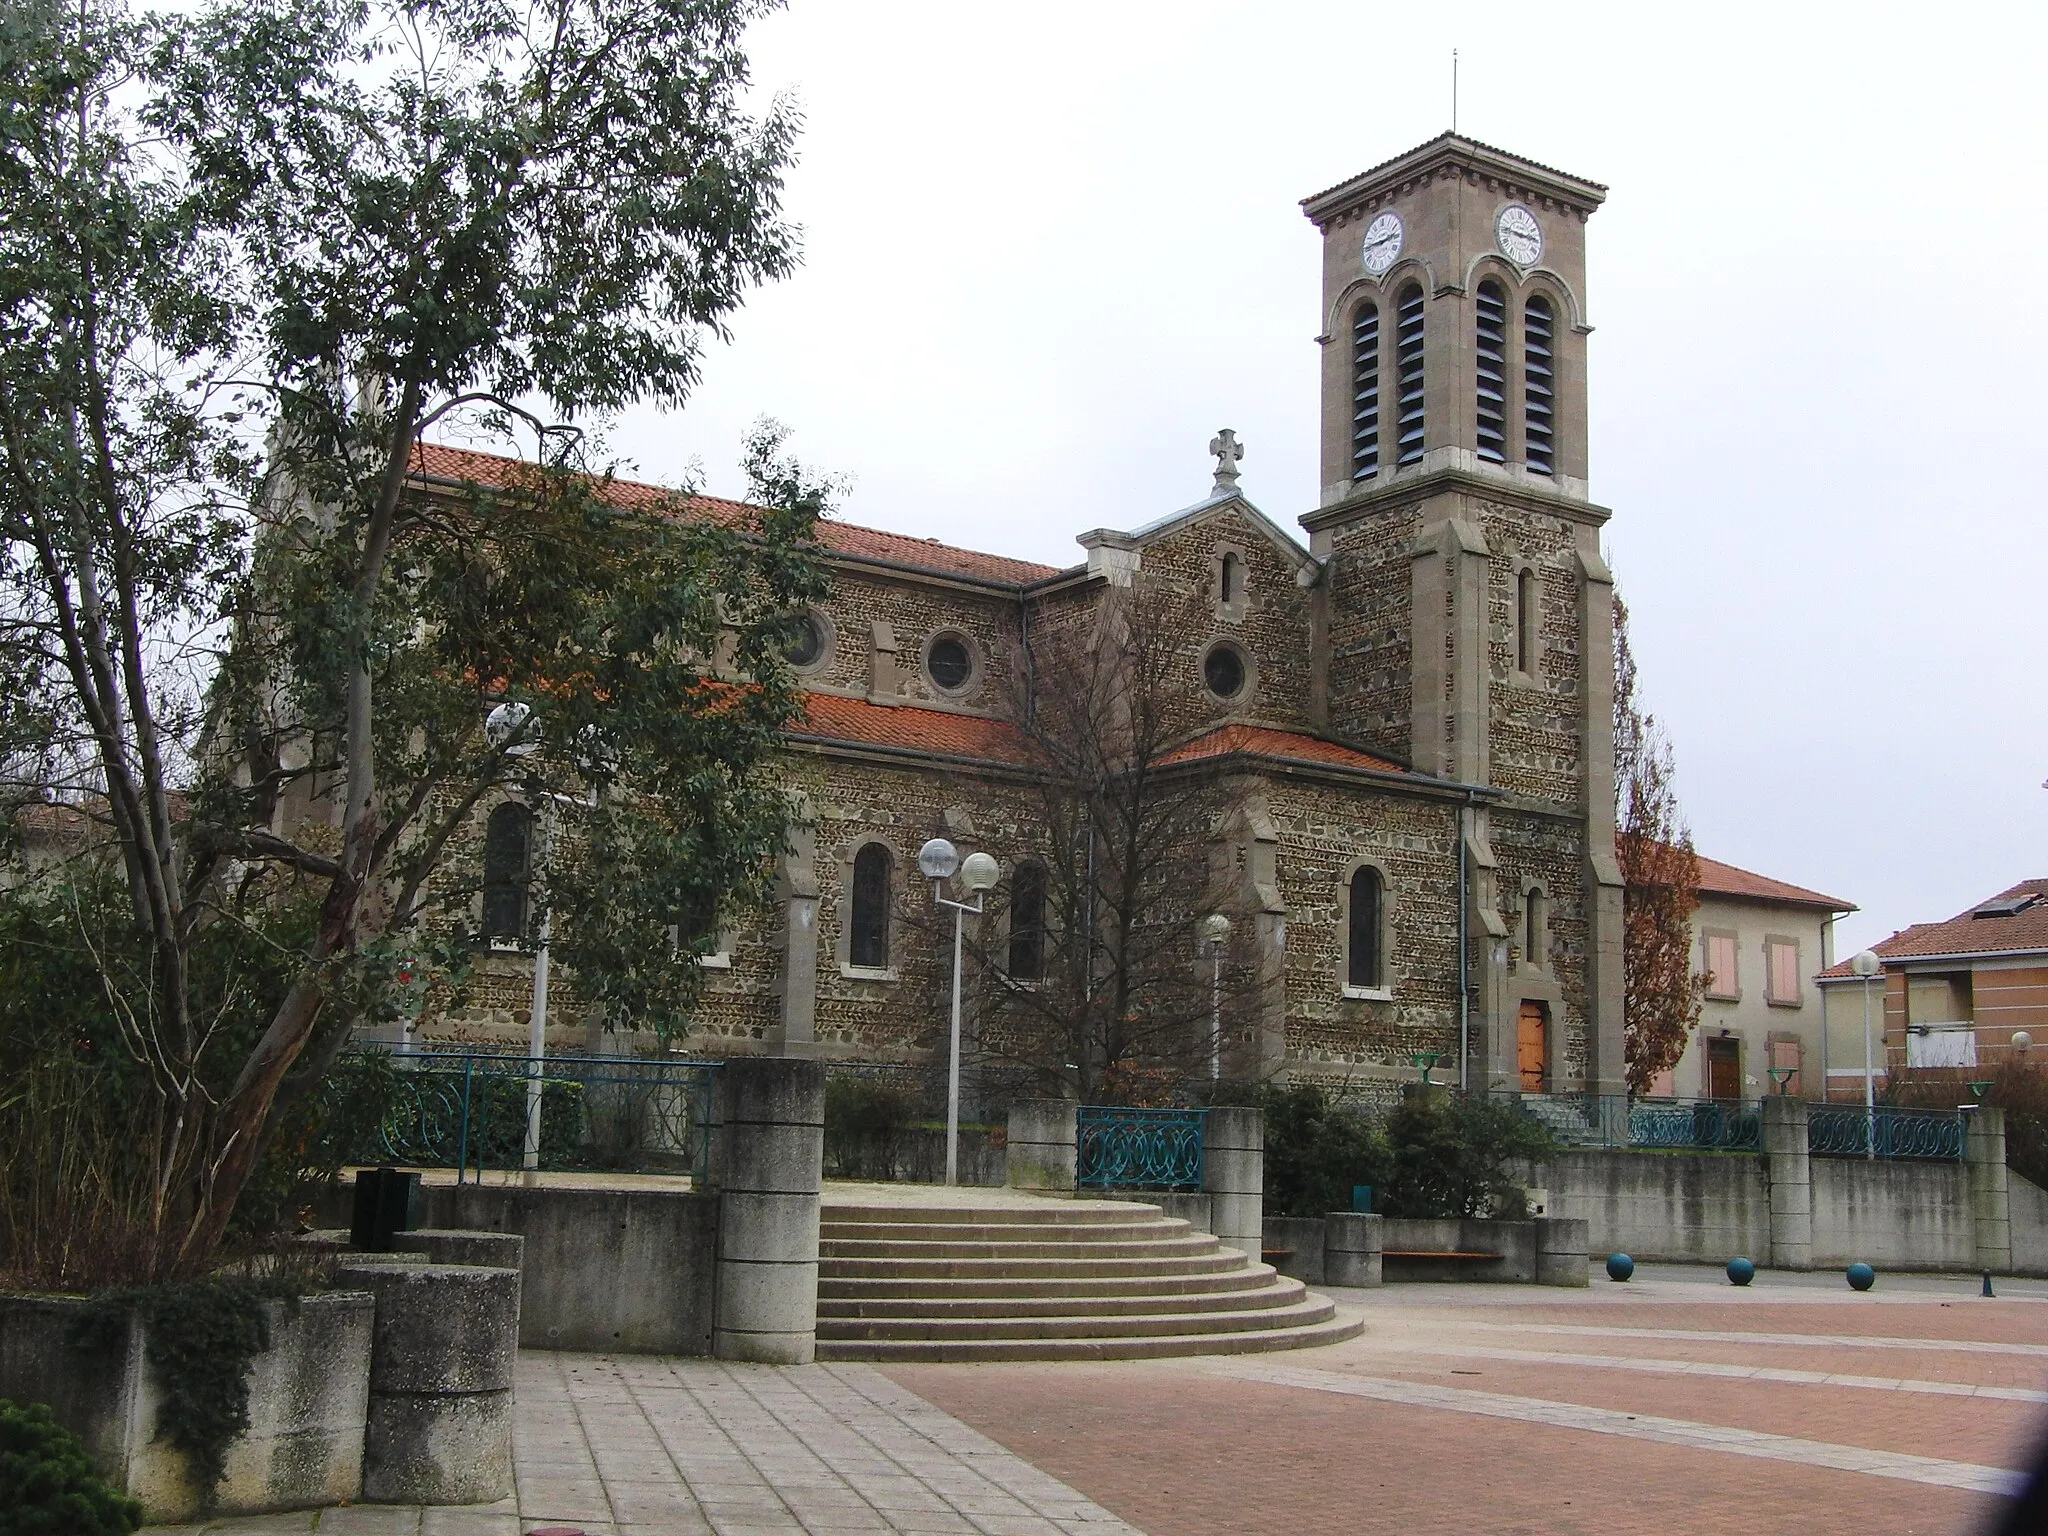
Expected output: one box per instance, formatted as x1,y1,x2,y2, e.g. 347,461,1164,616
1203,642,1246,700
785,612,826,668
926,632,974,692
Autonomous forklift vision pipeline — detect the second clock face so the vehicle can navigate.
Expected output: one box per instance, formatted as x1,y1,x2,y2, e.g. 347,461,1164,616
1361,212,1404,276
1496,204,1542,266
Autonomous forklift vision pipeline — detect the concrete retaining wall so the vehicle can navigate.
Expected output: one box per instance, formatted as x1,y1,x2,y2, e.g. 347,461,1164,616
0,1292,373,1522
1810,1158,1973,1269
417,1183,717,1354
1534,1151,1771,1263
2012,1171,2048,1276
1261,1214,1586,1287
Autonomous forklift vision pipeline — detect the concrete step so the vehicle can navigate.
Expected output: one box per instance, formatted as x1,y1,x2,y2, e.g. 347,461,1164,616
817,1294,1336,1344
821,1202,1162,1226
818,1234,1221,1262
821,1218,1193,1244
813,1313,1363,1363
820,1251,1249,1282
817,1263,1279,1302
818,1277,1311,1321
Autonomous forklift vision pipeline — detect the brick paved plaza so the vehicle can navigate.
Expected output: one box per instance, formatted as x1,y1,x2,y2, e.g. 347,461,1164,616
147,1267,2047,1535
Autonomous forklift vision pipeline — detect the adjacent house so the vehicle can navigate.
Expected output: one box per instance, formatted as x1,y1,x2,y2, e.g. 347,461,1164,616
1648,855,1854,1101
1816,879,2048,1101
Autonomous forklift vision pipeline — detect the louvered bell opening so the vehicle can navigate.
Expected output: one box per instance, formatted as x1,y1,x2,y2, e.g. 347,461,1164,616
1395,285,1426,466
1525,296,1556,476
1352,304,1380,480
1475,282,1508,464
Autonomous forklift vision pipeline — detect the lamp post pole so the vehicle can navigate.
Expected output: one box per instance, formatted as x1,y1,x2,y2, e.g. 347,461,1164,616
920,839,1001,1186
1852,949,1881,1162
1199,914,1232,1082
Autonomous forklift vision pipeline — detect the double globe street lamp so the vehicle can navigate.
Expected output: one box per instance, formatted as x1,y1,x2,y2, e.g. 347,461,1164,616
918,838,1001,1186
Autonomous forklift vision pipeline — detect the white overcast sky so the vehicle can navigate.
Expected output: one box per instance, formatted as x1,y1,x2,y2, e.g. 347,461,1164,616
604,0,2048,958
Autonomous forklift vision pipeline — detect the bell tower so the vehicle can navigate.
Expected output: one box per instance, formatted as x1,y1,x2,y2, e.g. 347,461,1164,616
1298,134,1626,1098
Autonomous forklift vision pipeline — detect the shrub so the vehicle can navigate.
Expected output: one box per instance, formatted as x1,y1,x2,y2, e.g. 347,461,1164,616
0,1398,142,1536
1254,1085,1388,1217
823,1075,927,1180
1380,1088,1555,1219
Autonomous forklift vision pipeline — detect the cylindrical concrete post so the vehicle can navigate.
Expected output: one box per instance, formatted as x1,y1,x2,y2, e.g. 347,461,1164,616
336,1262,519,1505
392,1229,525,1272
1968,1106,2012,1275
1006,1100,1077,1191
710,1056,825,1364
1202,1105,1264,1260
1761,1095,1813,1271
1323,1212,1382,1287
1534,1216,1590,1287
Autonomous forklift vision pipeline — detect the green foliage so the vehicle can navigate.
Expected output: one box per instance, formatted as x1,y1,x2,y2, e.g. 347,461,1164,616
0,1399,142,1536
1380,1089,1556,1219
1253,1084,1388,1218
823,1075,929,1181
69,1281,306,1509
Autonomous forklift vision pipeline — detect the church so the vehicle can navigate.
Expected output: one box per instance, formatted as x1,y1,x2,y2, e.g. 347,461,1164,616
425,132,1627,1101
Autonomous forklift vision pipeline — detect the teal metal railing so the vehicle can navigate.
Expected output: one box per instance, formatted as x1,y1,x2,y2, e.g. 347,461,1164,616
325,1050,720,1182
1808,1104,1966,1161
1513,1092,1762,1153
1076,1105,1207,1190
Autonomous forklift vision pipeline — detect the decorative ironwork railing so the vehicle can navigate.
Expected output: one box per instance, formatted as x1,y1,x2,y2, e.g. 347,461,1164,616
1076,1106,1207,1190
324,1050,719,1182
1511,1093,1762,1153
1808,1104,1966,1161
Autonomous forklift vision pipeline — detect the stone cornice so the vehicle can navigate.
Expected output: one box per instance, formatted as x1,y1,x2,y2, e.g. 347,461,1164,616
1301,133,1608,231
1300,466,1614,535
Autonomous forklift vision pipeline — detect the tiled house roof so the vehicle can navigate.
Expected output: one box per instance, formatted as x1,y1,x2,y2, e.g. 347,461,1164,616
410,443,1067,586
1818,879,2048,976
790,696,1030,764
1692,853,1854,912
1158,724,1411,776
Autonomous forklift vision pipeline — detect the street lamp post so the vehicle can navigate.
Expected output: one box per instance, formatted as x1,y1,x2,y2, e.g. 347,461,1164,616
919,838,1001,1186
1199,914,1232,1082
1851,948,1882,1162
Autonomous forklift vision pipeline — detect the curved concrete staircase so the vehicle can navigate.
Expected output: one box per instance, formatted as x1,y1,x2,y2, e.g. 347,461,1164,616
814,1196,1360,1361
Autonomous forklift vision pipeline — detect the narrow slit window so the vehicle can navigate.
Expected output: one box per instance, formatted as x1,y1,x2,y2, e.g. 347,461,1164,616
1524,888,1546,970
1525,295,1556,475
1009,862,1047,980
482,802,533,939
1352,301,1380,480
1476,280,1508,463
1347,866,1384,989
850,843,891,969
1394,284,1426,466
1516,567,1537,674
1218,551,1242,607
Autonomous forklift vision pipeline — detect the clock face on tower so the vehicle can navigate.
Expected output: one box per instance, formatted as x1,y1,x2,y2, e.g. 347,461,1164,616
1495,204,1542,266
1360,212,1404,276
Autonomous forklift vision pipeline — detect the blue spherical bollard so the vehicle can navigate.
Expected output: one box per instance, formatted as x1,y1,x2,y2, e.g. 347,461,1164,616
1847,1262,1876,1292
1605,1252,1634,1282
1726,1257,1755,1286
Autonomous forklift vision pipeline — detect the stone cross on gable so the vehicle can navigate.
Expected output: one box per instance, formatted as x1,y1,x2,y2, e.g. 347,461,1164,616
1209,429,1244,493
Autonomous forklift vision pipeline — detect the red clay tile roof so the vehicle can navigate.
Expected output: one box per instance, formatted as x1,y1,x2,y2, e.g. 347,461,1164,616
411,443,1065,585
1692,853,1854,912
792,694,1029,764
1819,879,2048,976
1157,724,1411,776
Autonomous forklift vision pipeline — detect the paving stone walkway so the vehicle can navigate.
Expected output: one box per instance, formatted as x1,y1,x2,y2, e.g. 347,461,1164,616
142,1355,1140,1536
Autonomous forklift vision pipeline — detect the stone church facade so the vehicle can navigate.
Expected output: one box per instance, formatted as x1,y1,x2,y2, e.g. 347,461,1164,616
419,132,1628,1100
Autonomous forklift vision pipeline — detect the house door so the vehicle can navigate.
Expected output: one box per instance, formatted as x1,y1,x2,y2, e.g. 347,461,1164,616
1517,1002,1548,1092
1707,1036,1741,1100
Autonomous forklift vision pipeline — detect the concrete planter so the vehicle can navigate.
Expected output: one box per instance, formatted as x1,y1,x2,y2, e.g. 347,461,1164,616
0,1290,373,1523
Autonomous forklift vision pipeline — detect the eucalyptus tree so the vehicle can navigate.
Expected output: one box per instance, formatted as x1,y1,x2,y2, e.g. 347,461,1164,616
0,0,825,1277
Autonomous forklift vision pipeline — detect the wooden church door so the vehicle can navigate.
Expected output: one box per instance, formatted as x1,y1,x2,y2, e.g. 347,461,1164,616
1517,1002,1548,1092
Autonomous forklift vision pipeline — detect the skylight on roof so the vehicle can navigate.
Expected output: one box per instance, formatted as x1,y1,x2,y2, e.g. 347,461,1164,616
1973,894,2039,919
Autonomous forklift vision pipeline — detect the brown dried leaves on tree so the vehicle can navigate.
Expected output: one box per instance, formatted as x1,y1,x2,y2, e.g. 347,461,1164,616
1614,592,1706,1093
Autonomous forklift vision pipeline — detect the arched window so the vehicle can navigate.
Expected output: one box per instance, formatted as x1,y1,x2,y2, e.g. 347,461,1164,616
1347,865,1384,990
1524,886,1548,971
1351,301,1381,480
1008,861,1047,980
1524,295,1556,475
849,842,891,969
1218,551,1242,607
1394,283,1426,466
1515,567,1538,675
482,802,533,939
1475,280,1508,463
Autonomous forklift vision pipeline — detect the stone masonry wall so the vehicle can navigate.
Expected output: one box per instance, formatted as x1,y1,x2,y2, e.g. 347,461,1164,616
1320,505,1418,764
